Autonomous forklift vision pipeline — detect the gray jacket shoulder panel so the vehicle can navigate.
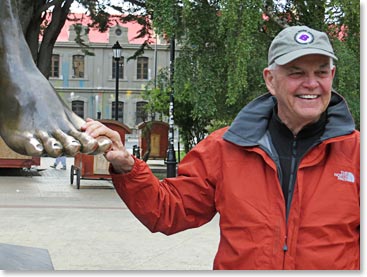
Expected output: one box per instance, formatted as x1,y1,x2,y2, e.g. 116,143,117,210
222,94,275,147
223,91,355,148
322,92,355,140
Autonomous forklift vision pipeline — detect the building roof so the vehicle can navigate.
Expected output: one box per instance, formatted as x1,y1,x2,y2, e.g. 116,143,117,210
55,13,153,44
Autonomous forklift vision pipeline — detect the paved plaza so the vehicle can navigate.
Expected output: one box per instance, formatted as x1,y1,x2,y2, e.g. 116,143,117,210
0,157,220,270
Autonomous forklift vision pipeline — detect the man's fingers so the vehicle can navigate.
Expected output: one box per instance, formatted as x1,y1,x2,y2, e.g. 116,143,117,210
82,121,121,149
85,124,105,137
83,121,110,137
81,119,99,132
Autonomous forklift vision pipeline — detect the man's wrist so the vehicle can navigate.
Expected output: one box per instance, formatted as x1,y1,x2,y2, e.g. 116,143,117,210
110,156,135,174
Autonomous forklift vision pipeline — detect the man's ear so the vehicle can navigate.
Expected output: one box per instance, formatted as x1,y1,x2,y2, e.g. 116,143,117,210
331,66,336,79
263,68,276,95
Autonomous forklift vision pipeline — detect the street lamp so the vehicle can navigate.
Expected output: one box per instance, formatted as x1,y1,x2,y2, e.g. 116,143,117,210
112,41,122,121
166,36,177,177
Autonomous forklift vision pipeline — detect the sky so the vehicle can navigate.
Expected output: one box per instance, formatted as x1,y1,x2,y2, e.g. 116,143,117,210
70,0,128,15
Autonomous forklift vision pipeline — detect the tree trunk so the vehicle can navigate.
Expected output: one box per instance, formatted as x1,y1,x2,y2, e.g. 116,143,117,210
15,0,73,79
142,122,152,162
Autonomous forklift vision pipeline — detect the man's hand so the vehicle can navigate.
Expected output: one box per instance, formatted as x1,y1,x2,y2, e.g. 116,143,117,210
81,118,135,174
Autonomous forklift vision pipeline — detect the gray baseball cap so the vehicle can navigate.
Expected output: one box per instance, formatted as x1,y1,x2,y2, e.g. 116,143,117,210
268,25,337,65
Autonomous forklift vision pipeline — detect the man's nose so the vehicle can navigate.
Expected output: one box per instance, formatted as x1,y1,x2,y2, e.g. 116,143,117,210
303,75,319,90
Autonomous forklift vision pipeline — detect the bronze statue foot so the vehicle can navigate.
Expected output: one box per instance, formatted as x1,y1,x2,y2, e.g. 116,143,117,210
0,74,111,157
0,0,111,157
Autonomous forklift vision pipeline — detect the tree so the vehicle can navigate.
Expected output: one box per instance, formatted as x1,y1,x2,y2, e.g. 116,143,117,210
263,0,360,128
14,0,360,150
327,0,360,129
144,0,360,151
16,0,150,79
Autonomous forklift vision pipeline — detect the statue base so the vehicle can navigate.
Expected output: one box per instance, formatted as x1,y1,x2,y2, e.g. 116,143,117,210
0,243,54,270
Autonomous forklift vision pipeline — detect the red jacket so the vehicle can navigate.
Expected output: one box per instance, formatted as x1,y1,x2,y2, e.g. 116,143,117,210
110,93,360,269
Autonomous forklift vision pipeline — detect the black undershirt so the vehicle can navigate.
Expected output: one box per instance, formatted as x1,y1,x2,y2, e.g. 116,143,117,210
268,108,327,206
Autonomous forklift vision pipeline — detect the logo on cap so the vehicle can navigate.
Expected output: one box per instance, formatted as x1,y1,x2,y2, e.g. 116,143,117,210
294,30,314,44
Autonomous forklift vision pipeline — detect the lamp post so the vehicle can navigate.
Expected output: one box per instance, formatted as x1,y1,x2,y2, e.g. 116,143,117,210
166,36,177,177
112,41,122,121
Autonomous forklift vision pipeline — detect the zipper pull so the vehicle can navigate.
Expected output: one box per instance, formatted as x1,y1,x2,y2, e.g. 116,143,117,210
283,236,288,252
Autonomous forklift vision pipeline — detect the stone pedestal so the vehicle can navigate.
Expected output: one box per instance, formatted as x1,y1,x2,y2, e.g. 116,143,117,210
0,243,54,270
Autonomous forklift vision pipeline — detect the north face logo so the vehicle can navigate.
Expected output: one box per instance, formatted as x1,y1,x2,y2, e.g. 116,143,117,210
334,171,355,183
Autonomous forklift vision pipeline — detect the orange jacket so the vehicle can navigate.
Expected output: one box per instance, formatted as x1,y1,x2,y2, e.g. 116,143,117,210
110,93,359,269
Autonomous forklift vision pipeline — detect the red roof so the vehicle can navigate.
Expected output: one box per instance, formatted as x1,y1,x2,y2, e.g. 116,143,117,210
53,13,153,44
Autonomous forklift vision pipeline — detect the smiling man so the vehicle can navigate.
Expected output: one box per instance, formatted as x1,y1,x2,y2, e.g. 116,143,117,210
264,55,335,134
264,27,337,135
82,26,360,270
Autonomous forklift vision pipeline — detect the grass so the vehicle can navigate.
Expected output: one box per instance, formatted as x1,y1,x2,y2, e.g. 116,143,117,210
153,172,167,180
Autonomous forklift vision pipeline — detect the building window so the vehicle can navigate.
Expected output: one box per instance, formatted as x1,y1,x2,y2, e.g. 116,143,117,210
115,28,122,36
72,55,84,78
136,101,148,124
72,100,84,119
50,54,60,78
137,57,148,80
112,101,124,122
112,57,124,79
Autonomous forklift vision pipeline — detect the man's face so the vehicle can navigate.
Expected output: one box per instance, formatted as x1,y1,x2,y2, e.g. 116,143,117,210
263,54,336,134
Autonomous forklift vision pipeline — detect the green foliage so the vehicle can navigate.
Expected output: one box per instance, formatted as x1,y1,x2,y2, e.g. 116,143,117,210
207,119,231,134
22,0,358,149
219,0,265,109
173,0,225,147
146,0,182,39
142,67,171,119
287,0,327,30
18,0,360,140
73,23,95,56
331,38,360,129
326,0,360,129
145,0,360,150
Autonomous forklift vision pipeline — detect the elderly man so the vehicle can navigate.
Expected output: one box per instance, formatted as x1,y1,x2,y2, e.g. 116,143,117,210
82,26,360,270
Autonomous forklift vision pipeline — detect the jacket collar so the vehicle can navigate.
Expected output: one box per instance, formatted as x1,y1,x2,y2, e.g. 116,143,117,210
223,91,355,147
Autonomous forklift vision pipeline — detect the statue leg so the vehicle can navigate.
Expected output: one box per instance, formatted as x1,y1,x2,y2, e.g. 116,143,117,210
0,0,110,157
